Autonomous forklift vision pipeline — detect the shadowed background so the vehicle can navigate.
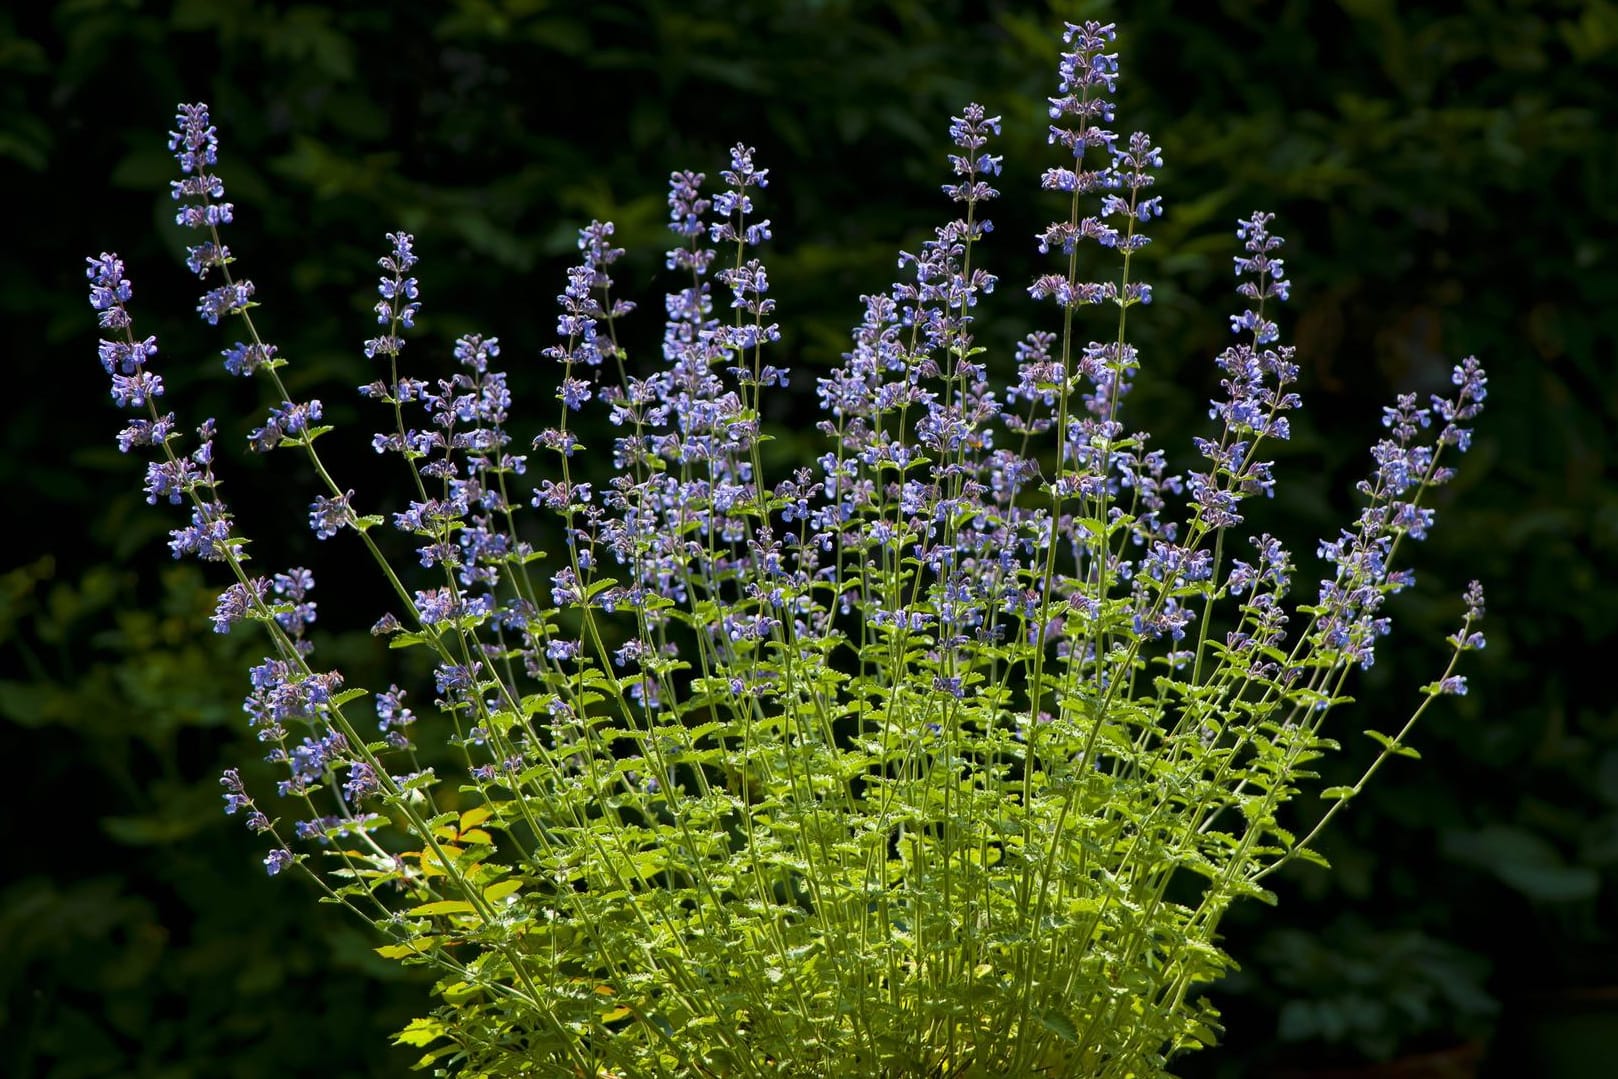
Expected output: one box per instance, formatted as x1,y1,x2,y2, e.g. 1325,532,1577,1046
3,0,1614,1075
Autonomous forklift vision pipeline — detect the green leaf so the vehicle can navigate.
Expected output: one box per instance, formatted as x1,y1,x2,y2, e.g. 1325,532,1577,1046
407,900,477,917
398,769,437,793
375,937,439,959
280,424,334,446
330,686,369,709
1039,1008,1079,1042
1320,786,1357,801
1291,847,1332,870
392,1016,449,1048
1363,728,1421,760
483,879,522,902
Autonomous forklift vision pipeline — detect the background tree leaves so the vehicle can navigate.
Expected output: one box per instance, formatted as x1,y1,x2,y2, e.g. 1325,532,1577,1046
5,0,1614,1073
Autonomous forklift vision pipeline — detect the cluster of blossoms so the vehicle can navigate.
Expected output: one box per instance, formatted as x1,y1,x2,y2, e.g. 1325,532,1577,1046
88,20,1487,1075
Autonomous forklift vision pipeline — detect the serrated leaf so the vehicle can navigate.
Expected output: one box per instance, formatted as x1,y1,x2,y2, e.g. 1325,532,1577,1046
329,686,369,708
399,769,438,792
1291,847,1332,870
376,937,439,959
393,1017,449,1047
1363,728,1421,759
281,424,334,445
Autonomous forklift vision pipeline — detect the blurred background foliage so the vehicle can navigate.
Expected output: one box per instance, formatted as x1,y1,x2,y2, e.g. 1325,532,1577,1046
2,0,1614,1074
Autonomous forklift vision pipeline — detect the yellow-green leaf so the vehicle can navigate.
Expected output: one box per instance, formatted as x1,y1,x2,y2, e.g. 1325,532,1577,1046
393,1017,449,1047
408,900,476,917
376,937,439,959
484,879,523,902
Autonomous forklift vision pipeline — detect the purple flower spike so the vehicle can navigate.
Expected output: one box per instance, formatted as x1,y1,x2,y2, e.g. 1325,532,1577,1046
169,104,237,280
364,232,421,359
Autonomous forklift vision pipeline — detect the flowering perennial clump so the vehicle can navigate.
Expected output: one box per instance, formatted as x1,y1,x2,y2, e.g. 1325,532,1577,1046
88,22,1486,1078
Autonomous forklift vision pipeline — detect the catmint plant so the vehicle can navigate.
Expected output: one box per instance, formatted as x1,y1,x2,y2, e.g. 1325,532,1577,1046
87,22,1487,1079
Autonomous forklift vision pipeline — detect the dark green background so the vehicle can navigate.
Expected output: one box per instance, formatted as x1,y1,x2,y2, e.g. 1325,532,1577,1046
4,0,1614,1075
